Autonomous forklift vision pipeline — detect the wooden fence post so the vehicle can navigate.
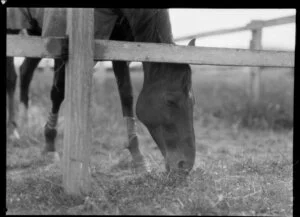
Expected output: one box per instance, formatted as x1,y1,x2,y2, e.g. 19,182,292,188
63,8,94,195
249,20,263,106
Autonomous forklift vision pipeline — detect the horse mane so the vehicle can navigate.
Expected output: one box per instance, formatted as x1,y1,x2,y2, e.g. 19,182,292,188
122,9,192,95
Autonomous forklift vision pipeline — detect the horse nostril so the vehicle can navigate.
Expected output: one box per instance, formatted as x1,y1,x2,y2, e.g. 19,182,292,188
178,160,185,169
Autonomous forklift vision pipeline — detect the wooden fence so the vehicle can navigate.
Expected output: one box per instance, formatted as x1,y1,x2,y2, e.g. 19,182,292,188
6,9,295,195
175,15,296,105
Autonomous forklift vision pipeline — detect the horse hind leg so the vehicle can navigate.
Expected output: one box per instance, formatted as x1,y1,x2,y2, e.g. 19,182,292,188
19,57,41,129
43,59,65,158
7,57,20,139
112,61,148,172
18,27,42,129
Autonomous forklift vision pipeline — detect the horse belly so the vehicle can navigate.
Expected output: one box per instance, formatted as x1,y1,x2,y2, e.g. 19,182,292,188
94,9,118,39
7,8,44,30
42,8,66,37
7,8,32,30
42,8,118,40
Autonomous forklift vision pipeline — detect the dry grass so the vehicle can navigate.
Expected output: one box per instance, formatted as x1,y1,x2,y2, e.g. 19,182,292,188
6,63,293,215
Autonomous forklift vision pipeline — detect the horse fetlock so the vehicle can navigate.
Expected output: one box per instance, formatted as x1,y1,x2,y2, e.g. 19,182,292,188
46,112,58,129
44,124,57,152
124,116,141,153
131,154,149,174
7,121,20,140
18,103,28,127
126,132,137,145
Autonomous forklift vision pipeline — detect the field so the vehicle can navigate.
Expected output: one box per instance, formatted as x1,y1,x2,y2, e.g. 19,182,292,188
6,63,293,215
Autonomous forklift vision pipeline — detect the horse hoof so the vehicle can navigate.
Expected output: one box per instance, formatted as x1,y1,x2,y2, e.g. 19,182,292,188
131,155,150,174
51,152,60,162
10,128,20,140
7,122,20,140
42,151,60,163
41,148,48,156
42,152,61,172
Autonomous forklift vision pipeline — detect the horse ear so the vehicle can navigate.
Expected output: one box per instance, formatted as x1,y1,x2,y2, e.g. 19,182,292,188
188,38,196,46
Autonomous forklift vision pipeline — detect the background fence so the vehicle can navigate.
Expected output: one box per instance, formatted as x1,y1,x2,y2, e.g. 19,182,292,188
175,15,295,105
6,9,295,196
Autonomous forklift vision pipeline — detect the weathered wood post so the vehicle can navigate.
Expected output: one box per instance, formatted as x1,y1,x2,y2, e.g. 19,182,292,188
63,8,94,195
249,20,263,106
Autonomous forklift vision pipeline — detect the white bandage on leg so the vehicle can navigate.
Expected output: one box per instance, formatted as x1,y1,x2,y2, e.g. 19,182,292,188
124,116,138,148
45,112,58,129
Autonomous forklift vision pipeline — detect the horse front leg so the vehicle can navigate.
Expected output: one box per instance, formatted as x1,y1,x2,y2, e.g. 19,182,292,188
112,61,148,172
43,59,65,158
7,57,19,139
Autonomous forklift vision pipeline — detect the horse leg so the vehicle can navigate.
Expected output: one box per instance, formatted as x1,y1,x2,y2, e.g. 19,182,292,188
18,27,43,128
7,57,19,139
112,61,147,171
19,57,41,128
43,59,65,154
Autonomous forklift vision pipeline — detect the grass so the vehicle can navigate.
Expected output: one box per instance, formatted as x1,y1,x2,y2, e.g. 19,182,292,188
6,63,293,215
191,66,293,130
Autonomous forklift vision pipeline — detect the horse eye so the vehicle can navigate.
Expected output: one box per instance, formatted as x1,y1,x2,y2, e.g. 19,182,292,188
166,99,178,107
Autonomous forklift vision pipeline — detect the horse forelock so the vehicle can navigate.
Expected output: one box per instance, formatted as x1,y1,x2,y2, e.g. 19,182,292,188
145,62,192,96
164,63,192,96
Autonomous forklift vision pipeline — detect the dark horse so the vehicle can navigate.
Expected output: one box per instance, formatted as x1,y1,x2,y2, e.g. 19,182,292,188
7,8,196,173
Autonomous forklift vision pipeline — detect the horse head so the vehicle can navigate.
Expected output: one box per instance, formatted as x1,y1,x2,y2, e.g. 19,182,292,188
136,39,196,174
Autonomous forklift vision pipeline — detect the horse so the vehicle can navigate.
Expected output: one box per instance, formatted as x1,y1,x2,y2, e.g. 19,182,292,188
7,11,42,139
6,8,196,173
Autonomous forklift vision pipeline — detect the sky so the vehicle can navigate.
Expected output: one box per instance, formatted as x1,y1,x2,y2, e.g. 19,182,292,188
14,9,296,68
169,9,296,50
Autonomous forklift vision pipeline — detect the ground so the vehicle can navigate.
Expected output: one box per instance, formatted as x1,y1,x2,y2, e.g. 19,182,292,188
6,63,293,215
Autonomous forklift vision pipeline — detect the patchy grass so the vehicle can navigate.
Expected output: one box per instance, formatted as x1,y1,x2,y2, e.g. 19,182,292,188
6,64,293,215
191,66,293,130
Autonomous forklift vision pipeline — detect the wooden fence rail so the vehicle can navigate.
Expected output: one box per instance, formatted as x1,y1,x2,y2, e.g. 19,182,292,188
7,35,294,68
175,15,295,42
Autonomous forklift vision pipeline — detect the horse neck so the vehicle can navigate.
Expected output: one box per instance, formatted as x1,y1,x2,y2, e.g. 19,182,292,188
134,10,174,44
120,9,191,93
131,10,178,90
